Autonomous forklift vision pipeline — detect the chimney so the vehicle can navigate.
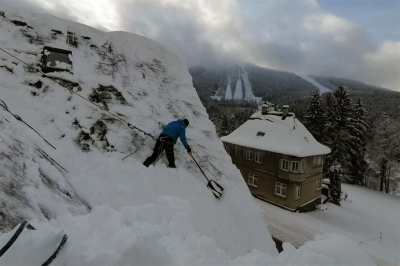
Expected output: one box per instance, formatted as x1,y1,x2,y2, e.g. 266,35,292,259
282,105,289,117
261,104,269,115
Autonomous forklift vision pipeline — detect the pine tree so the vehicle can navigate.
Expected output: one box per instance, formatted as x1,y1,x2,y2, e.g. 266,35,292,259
321,87,358,182
327,165,342,206
304,92,325,141
350,98,368,185
327,86,357,181
333,86,353,129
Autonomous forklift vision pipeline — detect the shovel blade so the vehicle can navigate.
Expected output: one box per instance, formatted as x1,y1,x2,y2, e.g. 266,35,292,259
207,181,223,199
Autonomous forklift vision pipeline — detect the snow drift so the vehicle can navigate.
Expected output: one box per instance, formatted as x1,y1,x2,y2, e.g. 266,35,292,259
0,7,375,265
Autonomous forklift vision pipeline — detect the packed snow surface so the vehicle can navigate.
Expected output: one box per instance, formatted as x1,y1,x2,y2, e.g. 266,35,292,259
0,7,375,266
257,184,400,265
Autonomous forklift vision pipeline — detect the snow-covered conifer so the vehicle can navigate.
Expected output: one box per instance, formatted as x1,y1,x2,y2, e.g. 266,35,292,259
327,165,342,206
304,92,325,142
350,98,368,185
322,87,356,182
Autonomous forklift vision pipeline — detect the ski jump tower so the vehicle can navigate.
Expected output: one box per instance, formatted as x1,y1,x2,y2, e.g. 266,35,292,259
211,67,262,104
225,75,233,100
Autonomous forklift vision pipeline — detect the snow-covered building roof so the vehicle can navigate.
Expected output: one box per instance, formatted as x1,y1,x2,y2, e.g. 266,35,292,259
220,110,331,157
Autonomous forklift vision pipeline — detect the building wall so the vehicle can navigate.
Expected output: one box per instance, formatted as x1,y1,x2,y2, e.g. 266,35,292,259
224,142,323,211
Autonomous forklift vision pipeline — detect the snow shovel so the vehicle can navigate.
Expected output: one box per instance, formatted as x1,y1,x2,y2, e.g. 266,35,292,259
189,153,224,199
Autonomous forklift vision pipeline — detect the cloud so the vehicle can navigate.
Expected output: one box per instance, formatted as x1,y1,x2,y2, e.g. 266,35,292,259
1,0,399,90
363,41,400,90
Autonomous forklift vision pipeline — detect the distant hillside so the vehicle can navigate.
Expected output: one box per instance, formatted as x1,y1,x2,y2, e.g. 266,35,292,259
310,75,400,123
310,76,387,94
190,64,400,122
189,64,319,104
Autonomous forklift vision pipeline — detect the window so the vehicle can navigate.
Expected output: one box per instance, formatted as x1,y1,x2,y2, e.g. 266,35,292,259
316,178,322,190
245,148,254,161
248,173,258,187
280,159,289,171
224,144,229,154
256,132,265,137
295,185,301,199
313,156,323,167
255,150,263,163
66,31,79,47
41,46,72,73
275,182,287,197
291,161,299,172
300,161,306,173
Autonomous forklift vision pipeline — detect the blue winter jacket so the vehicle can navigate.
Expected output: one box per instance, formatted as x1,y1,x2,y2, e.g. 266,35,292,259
160,119,189,148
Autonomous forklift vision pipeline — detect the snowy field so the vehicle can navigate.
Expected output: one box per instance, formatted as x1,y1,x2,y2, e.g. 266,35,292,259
257,184,400,266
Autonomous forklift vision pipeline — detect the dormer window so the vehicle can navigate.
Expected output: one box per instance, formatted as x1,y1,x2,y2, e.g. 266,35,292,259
257,132,265,137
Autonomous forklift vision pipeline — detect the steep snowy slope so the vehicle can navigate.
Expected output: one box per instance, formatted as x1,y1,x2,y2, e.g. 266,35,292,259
0,7,276,257
0,8,377,265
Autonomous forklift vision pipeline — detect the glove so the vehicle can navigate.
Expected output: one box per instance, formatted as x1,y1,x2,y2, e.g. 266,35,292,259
186,146,191,153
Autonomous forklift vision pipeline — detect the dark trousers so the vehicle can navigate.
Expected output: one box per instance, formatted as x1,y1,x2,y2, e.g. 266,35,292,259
143,135,176,168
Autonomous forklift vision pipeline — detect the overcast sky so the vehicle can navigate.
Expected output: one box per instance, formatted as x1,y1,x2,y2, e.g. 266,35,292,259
3,0,400,91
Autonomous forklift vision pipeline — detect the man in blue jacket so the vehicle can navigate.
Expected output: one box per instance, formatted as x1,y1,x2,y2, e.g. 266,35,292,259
143,119,191,168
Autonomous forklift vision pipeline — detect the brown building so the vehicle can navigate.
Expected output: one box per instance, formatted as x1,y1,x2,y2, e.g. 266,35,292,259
220,105,330,212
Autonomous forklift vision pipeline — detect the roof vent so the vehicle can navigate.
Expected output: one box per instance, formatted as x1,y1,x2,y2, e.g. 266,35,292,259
304,137,308,142
261,104,269,115
282,105,289,117
41,46,72,73
257,132,265,137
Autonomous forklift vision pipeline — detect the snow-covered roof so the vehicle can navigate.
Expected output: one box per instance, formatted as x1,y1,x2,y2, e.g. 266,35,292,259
220,111,331,157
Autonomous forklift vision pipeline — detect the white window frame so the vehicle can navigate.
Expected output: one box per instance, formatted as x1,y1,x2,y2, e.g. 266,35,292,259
224,144,229,154
245,148,254,161
255,150,263,164
291,161,300,173
275,182,287,197
248,173,258,188
295,185,301,199
313,156,323,167
280,159,289,171
316,178,322,191
317,156,322,166
300,161,306,173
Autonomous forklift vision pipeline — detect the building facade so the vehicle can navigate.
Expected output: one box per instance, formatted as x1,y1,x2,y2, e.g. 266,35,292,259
221,105,330,212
